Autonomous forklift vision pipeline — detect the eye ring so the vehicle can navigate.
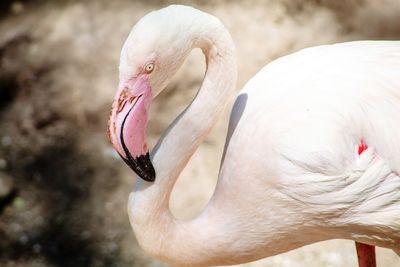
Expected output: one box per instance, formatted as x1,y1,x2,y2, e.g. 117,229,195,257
144,62,155,73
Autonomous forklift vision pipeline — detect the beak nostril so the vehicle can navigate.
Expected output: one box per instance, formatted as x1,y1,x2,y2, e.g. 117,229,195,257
117,100,127,113
117,87,132,113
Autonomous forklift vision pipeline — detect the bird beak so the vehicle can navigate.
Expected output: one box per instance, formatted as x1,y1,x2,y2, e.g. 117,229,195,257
107,76,156,182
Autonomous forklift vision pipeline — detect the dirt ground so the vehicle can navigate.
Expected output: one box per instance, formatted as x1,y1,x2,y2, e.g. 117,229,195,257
0,0,399,266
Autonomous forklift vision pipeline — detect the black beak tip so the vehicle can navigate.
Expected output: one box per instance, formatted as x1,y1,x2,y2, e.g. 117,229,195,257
140,170,156,182
135,152,156,182
119,152,156,182
138,163,156,182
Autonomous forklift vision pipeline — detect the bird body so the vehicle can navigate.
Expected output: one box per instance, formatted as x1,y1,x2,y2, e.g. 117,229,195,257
108,5,400,266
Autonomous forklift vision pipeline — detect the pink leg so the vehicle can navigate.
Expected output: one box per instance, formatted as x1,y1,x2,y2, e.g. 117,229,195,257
355,142,376,267
356,242,376,267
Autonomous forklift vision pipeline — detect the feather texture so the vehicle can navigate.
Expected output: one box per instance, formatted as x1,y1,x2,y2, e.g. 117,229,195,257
111,5,400,266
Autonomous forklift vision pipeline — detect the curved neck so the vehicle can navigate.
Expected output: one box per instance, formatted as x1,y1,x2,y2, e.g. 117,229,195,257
128,17,237,266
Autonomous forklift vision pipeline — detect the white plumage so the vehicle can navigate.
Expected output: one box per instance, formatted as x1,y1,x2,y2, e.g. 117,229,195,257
111,5,400,266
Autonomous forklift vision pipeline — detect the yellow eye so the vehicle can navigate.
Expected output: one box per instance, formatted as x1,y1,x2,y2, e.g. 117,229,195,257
144,62,154,73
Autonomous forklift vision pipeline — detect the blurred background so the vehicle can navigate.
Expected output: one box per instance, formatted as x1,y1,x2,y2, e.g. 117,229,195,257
0,0,399,266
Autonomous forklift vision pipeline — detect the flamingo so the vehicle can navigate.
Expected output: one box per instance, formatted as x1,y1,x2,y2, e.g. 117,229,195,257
106,5,400,267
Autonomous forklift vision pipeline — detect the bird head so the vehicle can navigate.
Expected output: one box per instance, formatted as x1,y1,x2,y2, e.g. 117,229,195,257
107,5,200,182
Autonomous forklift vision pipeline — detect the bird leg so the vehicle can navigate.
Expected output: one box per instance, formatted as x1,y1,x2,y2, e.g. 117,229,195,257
356,242,376,267
355,141,376,267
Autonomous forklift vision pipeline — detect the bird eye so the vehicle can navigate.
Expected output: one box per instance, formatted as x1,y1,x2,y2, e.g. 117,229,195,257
144,62,154,73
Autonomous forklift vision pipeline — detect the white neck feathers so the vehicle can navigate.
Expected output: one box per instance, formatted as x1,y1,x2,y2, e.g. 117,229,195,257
128,6,237,266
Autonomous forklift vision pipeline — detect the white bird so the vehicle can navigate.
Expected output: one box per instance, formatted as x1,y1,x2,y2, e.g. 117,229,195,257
107,5,400,267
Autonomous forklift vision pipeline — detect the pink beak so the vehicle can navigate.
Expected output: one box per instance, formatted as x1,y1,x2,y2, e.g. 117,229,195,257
107,76,155,182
